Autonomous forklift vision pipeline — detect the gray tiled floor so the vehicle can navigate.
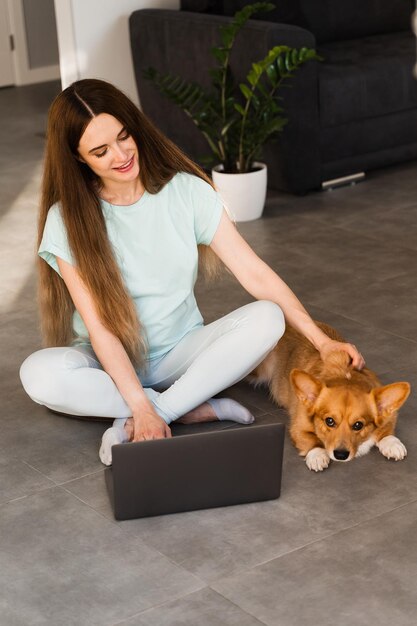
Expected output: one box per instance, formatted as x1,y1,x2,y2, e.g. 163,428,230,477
1,81,417,625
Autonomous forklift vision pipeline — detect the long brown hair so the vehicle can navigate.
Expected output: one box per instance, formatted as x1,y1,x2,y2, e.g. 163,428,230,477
39,78,222,366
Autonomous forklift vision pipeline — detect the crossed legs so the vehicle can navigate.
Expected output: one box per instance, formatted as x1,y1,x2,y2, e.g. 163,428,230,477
20,300,285,464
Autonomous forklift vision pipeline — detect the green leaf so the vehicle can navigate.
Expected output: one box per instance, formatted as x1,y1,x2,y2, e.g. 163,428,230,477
234,103,245,116
239,83,253,100
256,79,270,96
247,62,263,86
220,118,236,136
251,93,261,109
291,48,299,66
267,45,290,64
284,51,295,73
211,47,228,64
251,62,263,77
276,56,289,77
265,63,279,85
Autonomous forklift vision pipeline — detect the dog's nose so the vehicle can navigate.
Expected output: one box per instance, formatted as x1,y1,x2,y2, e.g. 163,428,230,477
334,449,350,461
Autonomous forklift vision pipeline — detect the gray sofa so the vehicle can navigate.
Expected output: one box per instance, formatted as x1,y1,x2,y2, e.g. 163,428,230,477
130,0,417,194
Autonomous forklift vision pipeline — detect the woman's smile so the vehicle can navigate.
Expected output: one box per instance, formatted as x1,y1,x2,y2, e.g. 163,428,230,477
113,155,135,173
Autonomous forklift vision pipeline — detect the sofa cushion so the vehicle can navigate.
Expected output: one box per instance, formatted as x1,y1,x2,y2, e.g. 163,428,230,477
318,31,417,128
298,0,412,43
181,0,308,27
181,0,224,13
182,0,413,43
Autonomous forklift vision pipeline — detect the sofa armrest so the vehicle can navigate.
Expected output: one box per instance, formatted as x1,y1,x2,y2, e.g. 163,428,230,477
130,9,320,193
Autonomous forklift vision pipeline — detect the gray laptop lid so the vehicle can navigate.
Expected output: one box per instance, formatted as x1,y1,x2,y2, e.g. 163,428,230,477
105,422,285,520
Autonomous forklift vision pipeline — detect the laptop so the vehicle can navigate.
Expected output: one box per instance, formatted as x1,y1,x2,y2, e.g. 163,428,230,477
105,422,285,520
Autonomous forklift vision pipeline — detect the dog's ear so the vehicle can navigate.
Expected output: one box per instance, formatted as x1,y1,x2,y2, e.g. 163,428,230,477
371,382,411,424
291,370,323,409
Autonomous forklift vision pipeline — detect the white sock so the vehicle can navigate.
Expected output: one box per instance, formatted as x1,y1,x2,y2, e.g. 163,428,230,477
99,418,129,466
206,398,255,424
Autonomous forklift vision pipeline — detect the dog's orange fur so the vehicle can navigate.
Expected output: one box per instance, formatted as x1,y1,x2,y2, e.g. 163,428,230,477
249,322,411,471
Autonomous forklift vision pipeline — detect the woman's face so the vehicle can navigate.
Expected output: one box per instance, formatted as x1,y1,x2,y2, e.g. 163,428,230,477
77,113,140,186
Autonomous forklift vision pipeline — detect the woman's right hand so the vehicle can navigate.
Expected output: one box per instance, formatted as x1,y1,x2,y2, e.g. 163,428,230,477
132,407,172,441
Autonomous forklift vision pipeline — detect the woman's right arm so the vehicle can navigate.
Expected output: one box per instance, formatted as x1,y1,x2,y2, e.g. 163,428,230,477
57,256,171,441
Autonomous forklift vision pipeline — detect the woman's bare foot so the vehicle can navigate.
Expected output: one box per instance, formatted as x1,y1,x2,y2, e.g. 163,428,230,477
177,399,254,425
176,402,217,424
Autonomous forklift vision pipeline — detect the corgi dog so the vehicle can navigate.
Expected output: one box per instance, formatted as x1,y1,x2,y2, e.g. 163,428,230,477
249,322,411,471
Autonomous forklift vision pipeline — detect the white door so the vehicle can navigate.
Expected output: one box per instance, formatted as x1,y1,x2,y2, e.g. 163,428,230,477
3,0,60,86
0,0,14,87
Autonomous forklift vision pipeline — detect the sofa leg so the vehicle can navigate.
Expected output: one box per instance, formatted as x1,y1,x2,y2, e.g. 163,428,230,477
321,172,365,190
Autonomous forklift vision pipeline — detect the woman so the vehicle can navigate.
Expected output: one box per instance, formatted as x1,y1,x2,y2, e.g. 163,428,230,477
20,79,364,466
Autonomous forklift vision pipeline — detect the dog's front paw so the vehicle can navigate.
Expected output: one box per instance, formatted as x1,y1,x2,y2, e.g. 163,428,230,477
305,447,330,472
377,435,407,461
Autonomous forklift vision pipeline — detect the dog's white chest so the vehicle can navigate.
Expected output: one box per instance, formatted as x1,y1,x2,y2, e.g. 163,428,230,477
356,437,376,457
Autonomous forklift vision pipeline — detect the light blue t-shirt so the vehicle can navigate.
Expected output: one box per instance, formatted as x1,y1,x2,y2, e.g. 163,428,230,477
38,172,224,360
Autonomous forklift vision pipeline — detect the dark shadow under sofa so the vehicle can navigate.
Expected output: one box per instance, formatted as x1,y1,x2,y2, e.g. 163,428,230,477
130,0,417,194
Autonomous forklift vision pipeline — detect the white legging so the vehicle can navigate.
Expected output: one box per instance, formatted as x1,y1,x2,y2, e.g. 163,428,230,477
20,301,285,424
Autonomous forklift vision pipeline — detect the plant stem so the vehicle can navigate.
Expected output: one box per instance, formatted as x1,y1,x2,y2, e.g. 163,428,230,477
238,83,256,172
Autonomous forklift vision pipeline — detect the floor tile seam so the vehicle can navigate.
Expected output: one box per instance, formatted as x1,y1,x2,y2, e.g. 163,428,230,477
310,210,417,242
272,235,416,262
117,529,211,584
314,193,417,210
334,225,417,252
246,405,271,415
304,304,369,331
206,592,269,626
57,481,179,539
206,497,417,586
304,261,417,285
108,590,210,626
345,317,417,345
108,586,267,626
18,457,106,488
56,466,106,487
265,219,416,249
363,325,417,347
304,302,417,345
58,483,123,527
19,459,59,486
0,482,57,507
308,306,372,331
59,488,207,568
242,390,285,412
56,485,217,582
373,328,417,346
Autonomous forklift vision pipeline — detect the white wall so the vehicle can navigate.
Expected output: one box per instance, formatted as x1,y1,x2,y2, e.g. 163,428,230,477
54,0,179,104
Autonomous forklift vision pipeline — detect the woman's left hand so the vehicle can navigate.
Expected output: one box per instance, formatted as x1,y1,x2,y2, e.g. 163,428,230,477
319,338,365,370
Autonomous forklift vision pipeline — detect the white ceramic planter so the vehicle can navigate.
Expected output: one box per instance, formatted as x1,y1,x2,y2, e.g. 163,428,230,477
212,162,267,222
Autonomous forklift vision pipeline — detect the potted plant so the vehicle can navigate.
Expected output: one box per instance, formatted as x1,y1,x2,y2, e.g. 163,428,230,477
144,2,319,221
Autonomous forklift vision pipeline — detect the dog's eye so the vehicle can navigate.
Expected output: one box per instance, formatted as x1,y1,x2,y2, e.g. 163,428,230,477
325,417,336,427
352,421,364,431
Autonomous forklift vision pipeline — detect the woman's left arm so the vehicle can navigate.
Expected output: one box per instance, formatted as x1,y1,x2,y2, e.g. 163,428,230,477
210,211,365,369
